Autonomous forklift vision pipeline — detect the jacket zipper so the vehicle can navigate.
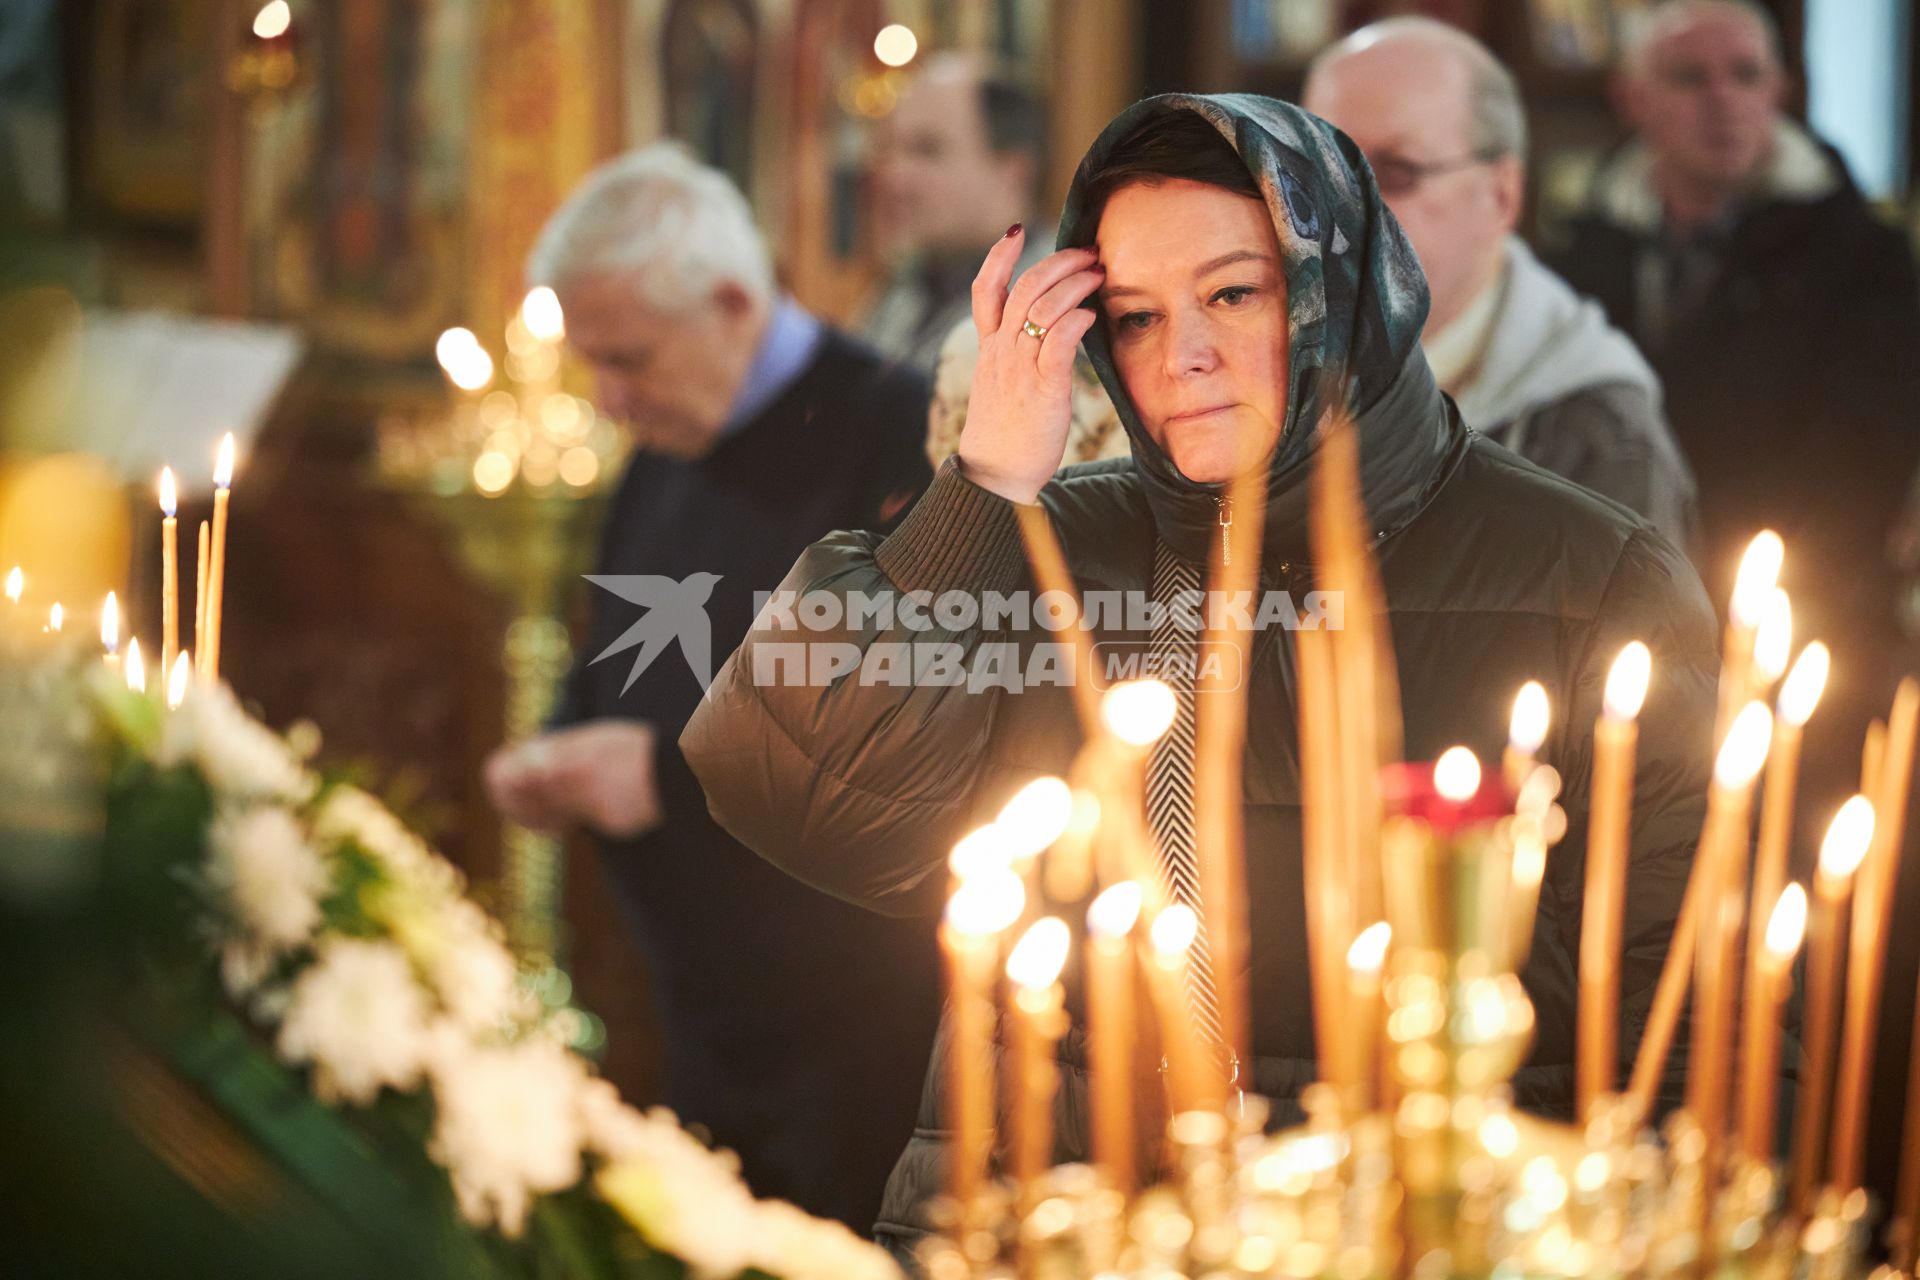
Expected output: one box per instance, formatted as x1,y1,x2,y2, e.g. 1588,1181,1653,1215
1217,495,1234,567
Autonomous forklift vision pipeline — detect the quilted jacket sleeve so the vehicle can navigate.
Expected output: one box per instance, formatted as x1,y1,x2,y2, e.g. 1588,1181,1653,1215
680,459,1035,917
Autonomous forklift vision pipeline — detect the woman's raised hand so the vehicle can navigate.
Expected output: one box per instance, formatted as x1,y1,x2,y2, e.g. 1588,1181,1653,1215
955,226,1104,505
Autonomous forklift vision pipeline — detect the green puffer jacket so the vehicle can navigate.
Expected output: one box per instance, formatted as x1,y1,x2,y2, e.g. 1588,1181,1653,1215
681,94,1717,1251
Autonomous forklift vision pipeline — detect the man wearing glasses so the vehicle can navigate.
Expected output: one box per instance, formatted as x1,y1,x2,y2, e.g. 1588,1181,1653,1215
1305,16,1696,551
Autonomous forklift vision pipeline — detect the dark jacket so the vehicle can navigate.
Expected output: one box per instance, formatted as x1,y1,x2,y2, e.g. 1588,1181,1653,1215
555,327,940,1233
684,96,1717,1249
1448,237,1696,552
1545,123,1920,653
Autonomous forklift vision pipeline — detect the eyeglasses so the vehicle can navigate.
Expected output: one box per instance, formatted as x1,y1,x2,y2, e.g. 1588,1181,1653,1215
1366,148,1505,198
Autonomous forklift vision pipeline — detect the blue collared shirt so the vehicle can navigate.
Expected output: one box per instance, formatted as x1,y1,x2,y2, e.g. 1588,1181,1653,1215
719,296,826,440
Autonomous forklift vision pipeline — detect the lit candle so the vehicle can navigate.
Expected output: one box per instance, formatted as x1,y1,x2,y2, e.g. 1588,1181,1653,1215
159,467,178,676
1739,881,1806,1162
1006,916,1070,1205
193,521,209,676
1717,532,1783,743
125,637,146,693
1505,680,1549,792
1831,678,1920,1190
1296,626,1354,1094
203,434,235,682
1579,641,1651,1115
1146,903,1214,1116
47,602,62,634
1096,678,1177,894
167,651,192,709
1087,882,1142,1194
941,870,1024,1214
1346,921,1391,1113
1745,642,1827,1064
1688,701,1773,1170
5,566,20,628
1751,589,1792,691
1789,795,1874,1215
100,592,120,670
435,326,495,395
1895,958,1920,1271
996,775,1074,895
1508,771,1558,970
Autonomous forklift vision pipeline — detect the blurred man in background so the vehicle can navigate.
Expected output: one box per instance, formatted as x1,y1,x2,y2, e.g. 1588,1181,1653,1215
1551,0,1920,1206
860,52,1046,372
1549,0,1920,652
1305,16,1695,550
484,143,938,1232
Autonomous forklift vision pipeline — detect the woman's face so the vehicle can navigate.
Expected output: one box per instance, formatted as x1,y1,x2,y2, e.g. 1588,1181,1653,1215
1096,178,1290,484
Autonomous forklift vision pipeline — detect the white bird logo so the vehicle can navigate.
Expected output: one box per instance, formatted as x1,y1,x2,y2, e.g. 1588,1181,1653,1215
584,572,722,693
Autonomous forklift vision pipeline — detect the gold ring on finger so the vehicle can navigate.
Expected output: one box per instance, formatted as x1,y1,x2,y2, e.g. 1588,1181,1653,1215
1021,319,1050,340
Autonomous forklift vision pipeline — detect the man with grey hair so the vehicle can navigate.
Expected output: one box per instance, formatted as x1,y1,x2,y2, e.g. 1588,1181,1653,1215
1305,17,1696,548
1549,0,1920,639
484,142,939,1231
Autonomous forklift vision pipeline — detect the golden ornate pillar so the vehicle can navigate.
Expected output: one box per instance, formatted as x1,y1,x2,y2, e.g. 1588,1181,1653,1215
466,0,622,337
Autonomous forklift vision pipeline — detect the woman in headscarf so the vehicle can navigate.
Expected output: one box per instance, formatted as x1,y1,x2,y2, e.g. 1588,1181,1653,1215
684,95,1716,1258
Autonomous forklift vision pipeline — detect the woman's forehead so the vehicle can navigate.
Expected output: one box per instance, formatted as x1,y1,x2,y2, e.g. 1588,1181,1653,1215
1094,180,1281,282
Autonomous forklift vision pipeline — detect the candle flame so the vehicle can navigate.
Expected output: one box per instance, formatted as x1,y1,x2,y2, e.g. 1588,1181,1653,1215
1006,917,1071,990
1150,903,1199,958
5,566,20,603
126,638,146,692
1730,531,1784,627
1818,795,1875,881
947,824,1012,881
996,776,1074,858
874,22,919,67
213,433,236,490
1433,746,1481,802
47,602,62,632
1778,642,1830,727
1509,681,1549,754
1516,764,1563,816
1087,881,1143,938
436,326,481,370
159,466,177,517
167,652,192,708
1346,921,1391,975
1102,678,1177,747
1512,825,1548,889
101,592,119,652
1712,702,1772,789
1603,641,1652,721
1764,882,1808,960
521,286,566,342
1753,588,1793,683
253,1,291,39
944,869,1025,937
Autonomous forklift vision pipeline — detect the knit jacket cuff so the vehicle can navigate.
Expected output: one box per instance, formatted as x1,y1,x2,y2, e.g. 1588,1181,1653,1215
875,457,1031,598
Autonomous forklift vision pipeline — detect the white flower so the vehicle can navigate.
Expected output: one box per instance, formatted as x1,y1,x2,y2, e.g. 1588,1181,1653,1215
312,785,458,899
278,938,431,1105
208,805,327,950
424,899,531,1032
155,682,315,803
594,1107,763,1278
427,1033,590,1237
749,1199,901,1280
220,939,276,1000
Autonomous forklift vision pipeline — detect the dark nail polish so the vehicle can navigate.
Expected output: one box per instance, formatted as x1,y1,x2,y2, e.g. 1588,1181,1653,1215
1005,222,1023,239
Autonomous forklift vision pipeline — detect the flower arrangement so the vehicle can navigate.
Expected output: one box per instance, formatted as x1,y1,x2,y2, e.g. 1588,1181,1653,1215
34,660,901,1280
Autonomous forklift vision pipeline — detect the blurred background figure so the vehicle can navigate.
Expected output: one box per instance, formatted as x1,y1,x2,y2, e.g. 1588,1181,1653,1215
923,314,1130,471
1305,16,1696,551
1549,0,1920,658
860,52,1048,373
483,143,938,1231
